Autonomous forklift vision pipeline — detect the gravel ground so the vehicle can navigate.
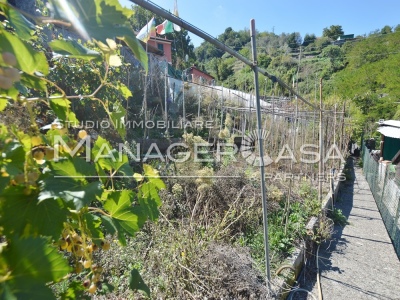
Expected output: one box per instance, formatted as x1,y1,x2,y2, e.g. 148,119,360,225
291,158,400,300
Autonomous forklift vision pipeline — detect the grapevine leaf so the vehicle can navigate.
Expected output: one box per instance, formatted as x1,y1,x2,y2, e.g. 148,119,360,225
118,83,132,99
83,213,104,244
49,98,79,124
48,0,148,72
117,35,148,73
39,178,102,210
99,215,127,245
129,269,150,297
3,4,35,40
109,102,126,139
0,98,8,111
4,236,70,285
39,157,102,210
103,190,140,236
49,39,101,60
109,54,122,66
99,215,116,234
137,184,160,222
92,136,133,176
1,282,54,300
0,86,18,103
2,142,25,177
48,157,97,179
20,73,47,92
1,189,69,239
143,164,160,179
0,29,49,75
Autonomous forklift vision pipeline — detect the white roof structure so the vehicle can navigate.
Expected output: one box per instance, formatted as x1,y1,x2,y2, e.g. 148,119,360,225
377,120,400,139
378,120,400,128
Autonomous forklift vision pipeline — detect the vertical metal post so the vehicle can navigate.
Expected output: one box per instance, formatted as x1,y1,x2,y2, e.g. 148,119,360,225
164,64,168,135
220,85,224,130
319,78,323,201
182,71,186,133
250,19,271,289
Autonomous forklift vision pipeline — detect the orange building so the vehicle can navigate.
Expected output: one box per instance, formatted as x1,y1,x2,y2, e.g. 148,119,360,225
187,65,214,85
147,37,172,63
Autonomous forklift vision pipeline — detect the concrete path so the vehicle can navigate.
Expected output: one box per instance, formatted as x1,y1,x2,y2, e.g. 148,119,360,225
293,158,400,299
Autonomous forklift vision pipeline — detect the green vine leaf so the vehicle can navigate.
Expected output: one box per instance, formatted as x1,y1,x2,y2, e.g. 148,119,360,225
49,97,79,125
109,101,126,139
83,213,104,244
1,142,25,177
20,73,47,92
1,189,69,239
118,83,132,99
49,39,101,61
129,269,150,297
0,29,49,75
1,3,35,41
0,98,7,111
3,236,70,298
0,86,19,103
48,0,148,72
117,35,148,73
103,190,141,236
92,136,133,176
39,157,102,210
39,177,102,210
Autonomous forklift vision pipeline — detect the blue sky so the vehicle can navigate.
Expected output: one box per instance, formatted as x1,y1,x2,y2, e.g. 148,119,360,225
120,0,400,47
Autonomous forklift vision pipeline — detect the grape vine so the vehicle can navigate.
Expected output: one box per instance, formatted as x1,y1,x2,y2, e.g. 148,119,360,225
0,1,163,298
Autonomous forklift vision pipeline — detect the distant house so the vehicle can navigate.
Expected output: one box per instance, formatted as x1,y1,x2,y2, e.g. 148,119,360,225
376,120,400,161
333,34,355,46
186,65,214,85
147,36,172,63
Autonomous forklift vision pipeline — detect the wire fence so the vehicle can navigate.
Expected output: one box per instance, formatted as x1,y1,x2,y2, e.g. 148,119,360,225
363,146,400,259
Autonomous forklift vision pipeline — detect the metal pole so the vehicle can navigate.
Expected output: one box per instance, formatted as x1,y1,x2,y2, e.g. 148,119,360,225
128,0,319,111
250,19,271,289
164,63,168,135
182,71,186,133
318,78,323,201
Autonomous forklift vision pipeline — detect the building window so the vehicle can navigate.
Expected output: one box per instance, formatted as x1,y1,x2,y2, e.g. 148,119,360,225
157,43,164,51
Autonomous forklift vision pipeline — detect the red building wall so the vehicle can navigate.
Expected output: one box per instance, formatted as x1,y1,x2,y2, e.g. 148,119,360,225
147,38,172,63
188,66,214,85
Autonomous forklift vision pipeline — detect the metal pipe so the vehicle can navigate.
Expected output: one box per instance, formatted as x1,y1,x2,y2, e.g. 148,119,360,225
250,18,271,289
318,78,323,201
128,0,319,111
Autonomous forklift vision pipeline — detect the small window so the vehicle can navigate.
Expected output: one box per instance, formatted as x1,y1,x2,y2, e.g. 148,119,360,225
157,43,164,51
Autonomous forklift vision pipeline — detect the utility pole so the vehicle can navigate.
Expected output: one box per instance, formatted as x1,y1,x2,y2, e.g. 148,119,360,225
250,19,271,289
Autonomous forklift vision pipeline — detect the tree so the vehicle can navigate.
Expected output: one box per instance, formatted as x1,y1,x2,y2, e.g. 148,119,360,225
322,25,344,40
302,33,316,46
286,32,302,48
381,25,392,34
321,45,345,72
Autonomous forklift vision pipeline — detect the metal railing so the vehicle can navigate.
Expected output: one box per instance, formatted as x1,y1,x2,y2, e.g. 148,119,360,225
363,146,400,258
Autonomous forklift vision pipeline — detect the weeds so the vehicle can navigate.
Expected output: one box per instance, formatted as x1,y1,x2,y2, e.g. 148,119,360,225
329,208,349,227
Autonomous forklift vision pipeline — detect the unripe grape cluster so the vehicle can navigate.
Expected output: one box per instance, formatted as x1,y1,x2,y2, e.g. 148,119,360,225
59,227,111,294
0,52,21,89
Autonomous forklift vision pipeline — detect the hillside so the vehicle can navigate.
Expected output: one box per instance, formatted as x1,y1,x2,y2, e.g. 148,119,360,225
194,25,400,138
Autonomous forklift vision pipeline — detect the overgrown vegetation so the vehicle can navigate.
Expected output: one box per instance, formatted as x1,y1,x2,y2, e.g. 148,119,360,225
0,1,163,298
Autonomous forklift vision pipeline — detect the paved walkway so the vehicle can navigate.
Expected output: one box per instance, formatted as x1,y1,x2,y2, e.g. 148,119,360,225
295,158,400,299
